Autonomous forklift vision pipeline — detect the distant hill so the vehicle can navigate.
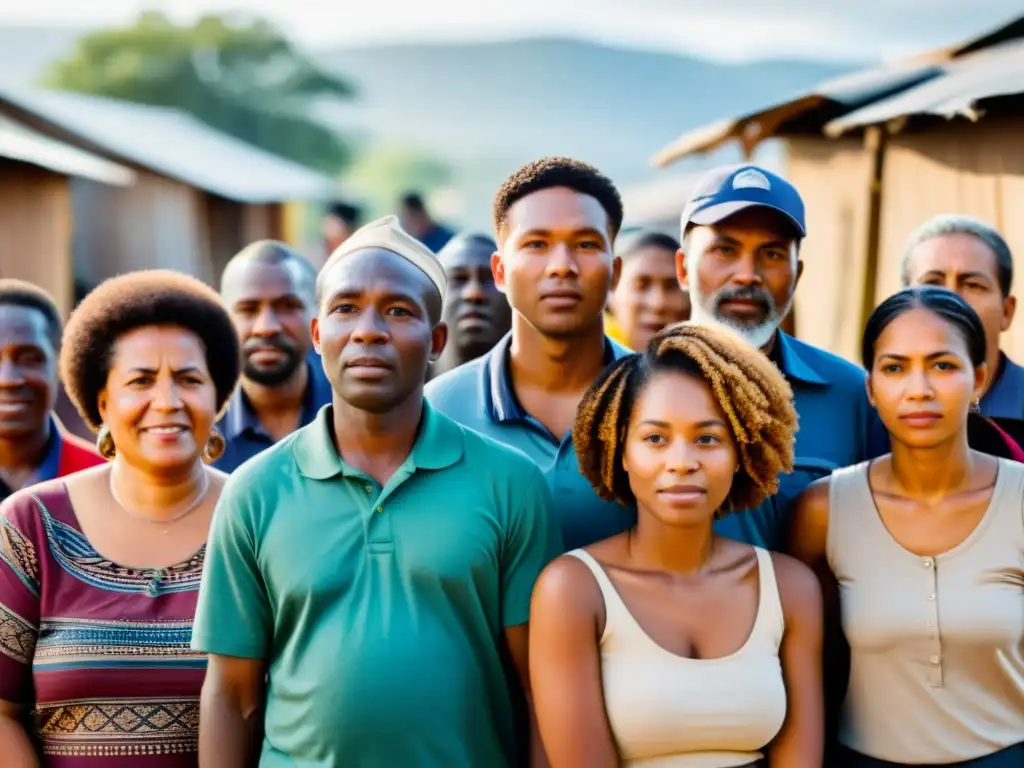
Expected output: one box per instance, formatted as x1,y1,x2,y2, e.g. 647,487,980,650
0,26,858,226
320,36,854,164
317,37,857,224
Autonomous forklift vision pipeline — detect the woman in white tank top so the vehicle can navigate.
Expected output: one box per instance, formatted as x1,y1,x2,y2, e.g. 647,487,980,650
530,323,824,767
790,287,1024,767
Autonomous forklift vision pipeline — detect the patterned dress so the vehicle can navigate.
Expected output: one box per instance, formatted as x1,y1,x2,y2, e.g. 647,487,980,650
0,481,205,765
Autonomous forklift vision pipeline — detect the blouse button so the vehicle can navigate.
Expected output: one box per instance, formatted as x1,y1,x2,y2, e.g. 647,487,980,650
922,558,934,568
929,655,940,664
927,593,936,601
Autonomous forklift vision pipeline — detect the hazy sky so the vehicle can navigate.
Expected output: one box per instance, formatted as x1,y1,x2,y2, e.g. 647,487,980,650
0,0,1020,62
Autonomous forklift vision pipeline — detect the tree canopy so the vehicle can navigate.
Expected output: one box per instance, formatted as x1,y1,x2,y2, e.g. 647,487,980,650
43,12,354,174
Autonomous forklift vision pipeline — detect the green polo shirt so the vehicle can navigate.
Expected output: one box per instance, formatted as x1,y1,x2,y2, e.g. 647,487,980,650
191,402,561,768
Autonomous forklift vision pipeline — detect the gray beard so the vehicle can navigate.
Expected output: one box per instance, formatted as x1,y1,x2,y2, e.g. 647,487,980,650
689,281,795,350
688,301,783,349
683,251,796,350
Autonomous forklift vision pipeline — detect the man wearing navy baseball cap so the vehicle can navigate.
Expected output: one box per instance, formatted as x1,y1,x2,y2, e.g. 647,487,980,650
677,163,888,551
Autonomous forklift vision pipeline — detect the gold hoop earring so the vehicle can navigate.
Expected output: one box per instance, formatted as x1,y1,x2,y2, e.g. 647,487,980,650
202,429,226,464
96,424,116,460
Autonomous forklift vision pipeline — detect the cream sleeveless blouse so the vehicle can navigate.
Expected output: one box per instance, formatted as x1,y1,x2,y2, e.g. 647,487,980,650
827,458,1024,764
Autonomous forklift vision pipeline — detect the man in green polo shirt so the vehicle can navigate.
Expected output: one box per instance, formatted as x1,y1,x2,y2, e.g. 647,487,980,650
192,215,562,767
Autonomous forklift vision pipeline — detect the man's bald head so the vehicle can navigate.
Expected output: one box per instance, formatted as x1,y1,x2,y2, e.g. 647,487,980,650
221,241,317,303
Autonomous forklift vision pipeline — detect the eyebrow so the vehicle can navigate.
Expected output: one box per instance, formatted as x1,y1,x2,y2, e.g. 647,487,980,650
877,351,958,362
713,234,790,250
5,342,47,352
325,289,423,307
520,227,608,242
234,293,304,304
921,269,991,282
126,365,204,375
446,261,493,273
638,418,728,429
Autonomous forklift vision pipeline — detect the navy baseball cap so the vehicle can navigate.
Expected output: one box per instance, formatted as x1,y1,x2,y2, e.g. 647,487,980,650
680,164,806,238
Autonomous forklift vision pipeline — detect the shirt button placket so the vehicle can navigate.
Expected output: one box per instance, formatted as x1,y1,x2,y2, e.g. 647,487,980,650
923,557,942,687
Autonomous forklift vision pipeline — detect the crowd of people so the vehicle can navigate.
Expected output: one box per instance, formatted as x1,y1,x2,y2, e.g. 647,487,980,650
0,155,1021,768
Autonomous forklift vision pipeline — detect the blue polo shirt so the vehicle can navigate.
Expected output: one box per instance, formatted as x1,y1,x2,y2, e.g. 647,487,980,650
427,330,888,553
426,332,635,552
214,359,334,473
0,417,64,502
981,353,1024,420
420,224,455,253
715,332,890,550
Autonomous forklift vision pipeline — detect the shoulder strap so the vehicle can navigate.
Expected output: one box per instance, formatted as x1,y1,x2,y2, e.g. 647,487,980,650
752,547,785,647
565,549,647,644
825,460,872,572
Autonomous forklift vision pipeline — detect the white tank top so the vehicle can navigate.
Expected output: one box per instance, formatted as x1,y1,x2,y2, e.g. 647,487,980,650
568,547,787,768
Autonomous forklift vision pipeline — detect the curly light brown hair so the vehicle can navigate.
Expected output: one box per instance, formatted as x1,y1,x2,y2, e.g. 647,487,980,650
573,322,798,514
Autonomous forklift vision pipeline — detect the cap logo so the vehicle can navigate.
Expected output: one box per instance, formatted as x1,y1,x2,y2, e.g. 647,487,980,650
732,169,771,191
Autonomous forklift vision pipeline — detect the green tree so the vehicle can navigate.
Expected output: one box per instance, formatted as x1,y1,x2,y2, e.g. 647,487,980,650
43,11,354,173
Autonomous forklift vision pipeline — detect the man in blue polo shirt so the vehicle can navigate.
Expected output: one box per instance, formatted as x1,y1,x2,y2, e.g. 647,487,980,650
677,164,889,549
426,156,633,552
216,240,332,472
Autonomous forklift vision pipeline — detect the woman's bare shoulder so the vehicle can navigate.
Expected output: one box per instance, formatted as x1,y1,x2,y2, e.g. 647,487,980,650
769,550,823,619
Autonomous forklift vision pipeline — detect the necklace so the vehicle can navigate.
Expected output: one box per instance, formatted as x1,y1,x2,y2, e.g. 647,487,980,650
109,470,210,533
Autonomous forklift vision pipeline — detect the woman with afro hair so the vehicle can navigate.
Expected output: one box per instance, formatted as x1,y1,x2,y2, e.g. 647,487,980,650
0,270,240,767
529,321,823,767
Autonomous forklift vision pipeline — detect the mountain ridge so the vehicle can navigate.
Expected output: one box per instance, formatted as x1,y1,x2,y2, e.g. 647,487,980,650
0,26,859,225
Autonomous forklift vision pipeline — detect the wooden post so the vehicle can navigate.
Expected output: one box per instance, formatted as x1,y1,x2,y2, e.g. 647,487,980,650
860,126,887,336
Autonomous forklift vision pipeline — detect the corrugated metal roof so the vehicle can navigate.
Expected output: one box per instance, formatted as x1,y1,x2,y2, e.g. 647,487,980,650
0,113,134,186
652,13,1024,168
825,39,1024,136
650,61,940,167
0,87,337,203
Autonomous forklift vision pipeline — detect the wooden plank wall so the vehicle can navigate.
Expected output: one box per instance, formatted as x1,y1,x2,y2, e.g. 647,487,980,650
0,161,73,316
71,172,211,286
784,137,875,363
875,116,1024,359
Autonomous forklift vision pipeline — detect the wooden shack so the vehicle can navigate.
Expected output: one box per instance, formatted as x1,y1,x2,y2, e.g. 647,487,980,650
0,86,336,292
0,112,133,315
651,15,1024,364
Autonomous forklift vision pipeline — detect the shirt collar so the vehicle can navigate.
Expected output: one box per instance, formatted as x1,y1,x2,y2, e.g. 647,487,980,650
0,417,63,498
224,359,332,440
293,400,464,480
984,352,1024,403
771,331,828,387
483,331,631,423
35,417,64,482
